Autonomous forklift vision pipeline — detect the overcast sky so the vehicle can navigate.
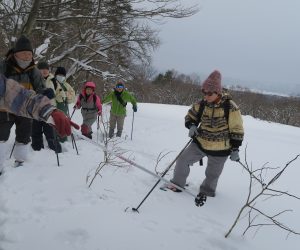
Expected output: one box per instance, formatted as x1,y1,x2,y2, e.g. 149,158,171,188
152,0,300,89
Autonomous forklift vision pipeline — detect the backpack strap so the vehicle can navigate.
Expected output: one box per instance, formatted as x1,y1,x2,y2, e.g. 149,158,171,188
115,93,127,107
197,98,230,123
197,99,206,121
221,99,231,123
51,78,58,90
80,93,97,107
93,94,97,106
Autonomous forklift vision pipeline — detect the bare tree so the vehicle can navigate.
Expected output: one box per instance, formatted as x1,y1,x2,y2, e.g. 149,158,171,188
225,151,300,238
0,0,198,83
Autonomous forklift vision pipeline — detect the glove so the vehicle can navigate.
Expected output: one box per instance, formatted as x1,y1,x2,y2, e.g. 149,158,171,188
195,193,207,207
97,110,102,116
188,125,198,138
230,149,240,162
132,105,137,112
41,88,55,99
50,110,79,137
81,124,89,135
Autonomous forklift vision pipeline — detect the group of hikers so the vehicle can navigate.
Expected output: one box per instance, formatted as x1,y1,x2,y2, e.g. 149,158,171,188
0,34,244,207
0,35,138,171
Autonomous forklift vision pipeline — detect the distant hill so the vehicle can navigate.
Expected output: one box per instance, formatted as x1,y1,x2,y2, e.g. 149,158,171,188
221,76,300,97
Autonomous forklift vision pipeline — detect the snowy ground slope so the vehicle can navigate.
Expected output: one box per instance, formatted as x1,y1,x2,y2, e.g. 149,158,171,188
0,103,300,250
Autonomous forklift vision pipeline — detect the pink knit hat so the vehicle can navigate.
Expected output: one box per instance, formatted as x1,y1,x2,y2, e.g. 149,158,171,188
201,70,222,94
84,81,96,89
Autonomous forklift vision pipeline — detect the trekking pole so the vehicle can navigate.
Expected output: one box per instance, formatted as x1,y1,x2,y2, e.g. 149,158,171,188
54,133,60,166
96,115,100,143
71,133,79,155
130,110,134,141
131,138,193,213
70,108,76,119
9,142,16,159
65,101,79,154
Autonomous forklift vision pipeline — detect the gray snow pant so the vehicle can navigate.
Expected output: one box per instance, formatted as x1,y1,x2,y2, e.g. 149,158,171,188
81,109,97,134
108,113,125,138
171,142,227,197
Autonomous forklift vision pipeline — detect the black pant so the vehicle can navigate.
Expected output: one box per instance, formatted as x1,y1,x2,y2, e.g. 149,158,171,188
31,120,62,153
0,111,32,143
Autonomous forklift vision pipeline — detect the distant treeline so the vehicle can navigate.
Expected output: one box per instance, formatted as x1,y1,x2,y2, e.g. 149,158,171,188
123,70,300,127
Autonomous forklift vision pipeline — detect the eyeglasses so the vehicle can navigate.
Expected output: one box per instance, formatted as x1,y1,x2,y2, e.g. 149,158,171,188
116,85,124,89
202,91,216,96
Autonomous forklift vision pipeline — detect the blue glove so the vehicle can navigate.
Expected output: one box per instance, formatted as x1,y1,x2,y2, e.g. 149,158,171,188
188,125,198,138
133,105,137,112
230,149,240,161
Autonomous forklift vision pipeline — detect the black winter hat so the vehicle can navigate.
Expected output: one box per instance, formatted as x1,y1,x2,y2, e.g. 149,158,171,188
14,35,33,53
55,67,67,76
37,61,50,70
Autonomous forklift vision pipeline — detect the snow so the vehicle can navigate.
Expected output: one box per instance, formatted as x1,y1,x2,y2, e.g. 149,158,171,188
1,103,300,250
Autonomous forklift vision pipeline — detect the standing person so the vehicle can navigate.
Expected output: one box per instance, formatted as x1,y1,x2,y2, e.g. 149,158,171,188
52,66,75,142
165,70,244,207
102,81,137,138
31,61,62,153
74,81,102,139
0,74,75,175
0,35,45,167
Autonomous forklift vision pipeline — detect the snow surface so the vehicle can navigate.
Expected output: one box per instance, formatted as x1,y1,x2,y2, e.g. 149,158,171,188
0,103,300,250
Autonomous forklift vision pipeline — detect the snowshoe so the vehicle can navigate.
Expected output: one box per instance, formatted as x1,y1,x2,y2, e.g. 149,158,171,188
195,193,207,207
14,160,24,168
160,183,182,192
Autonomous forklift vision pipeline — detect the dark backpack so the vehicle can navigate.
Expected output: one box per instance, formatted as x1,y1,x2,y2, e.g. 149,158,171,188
79,93,97,107
197,98,231,123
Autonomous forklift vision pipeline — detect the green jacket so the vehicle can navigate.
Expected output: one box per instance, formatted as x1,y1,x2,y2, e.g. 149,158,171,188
103,90,137,116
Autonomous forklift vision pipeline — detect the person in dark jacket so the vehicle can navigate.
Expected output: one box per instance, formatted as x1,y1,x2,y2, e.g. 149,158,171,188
31,62,62,153
0,74,75,175
0,35,46,167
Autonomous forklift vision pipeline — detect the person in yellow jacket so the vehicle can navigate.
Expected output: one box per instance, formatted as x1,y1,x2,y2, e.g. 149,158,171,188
51,66,75,142
164,70,244,207
52,67,75,115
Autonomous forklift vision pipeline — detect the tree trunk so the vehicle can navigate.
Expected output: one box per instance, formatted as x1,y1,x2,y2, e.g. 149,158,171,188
21,0,42,35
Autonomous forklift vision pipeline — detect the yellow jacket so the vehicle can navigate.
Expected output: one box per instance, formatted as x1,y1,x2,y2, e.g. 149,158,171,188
185,94,244,156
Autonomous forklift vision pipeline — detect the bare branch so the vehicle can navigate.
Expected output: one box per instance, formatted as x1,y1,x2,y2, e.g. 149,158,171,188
225,152,300,238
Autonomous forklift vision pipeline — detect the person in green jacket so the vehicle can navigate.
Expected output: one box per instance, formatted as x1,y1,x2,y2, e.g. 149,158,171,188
102,81,137,138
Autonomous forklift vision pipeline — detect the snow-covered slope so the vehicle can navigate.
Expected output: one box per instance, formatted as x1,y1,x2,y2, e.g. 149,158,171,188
0,103,299,250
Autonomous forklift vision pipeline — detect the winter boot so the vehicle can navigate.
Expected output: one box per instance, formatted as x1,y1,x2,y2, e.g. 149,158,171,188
0,141,8,175
116,130,122,137
108,129,114,138
48,139,62,153
31,143,44,151
13,142,29,165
